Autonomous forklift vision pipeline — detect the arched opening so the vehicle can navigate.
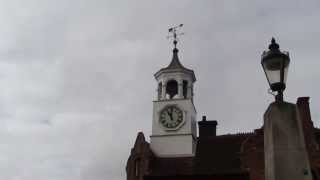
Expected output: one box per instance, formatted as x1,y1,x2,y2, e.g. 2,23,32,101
166,80,178,99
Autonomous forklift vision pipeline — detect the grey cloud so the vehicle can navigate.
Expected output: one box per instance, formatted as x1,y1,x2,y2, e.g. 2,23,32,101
0,0,320,180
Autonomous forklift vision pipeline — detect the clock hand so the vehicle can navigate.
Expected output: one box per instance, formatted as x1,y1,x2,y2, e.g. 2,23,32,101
167,109,173,121
170,107,175,121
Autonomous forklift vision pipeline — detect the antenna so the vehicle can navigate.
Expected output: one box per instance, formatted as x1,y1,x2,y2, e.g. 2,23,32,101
167,24,184,48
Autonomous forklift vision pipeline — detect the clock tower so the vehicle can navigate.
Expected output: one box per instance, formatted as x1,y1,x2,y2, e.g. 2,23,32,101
150,36,197,157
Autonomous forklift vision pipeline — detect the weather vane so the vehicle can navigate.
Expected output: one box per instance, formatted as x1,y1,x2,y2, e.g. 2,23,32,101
167,24,184,48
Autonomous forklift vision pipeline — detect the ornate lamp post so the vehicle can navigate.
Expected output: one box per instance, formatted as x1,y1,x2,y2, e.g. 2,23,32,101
262,38,312,180
261,38,290,102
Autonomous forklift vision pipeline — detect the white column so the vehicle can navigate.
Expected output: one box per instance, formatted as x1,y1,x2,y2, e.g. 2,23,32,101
161,84,166,100
157,84,161,100
178,79,183,98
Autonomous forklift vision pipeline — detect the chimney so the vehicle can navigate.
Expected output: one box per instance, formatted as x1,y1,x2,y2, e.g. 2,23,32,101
198,116,218,137
297,97,312,125
296,97,315,149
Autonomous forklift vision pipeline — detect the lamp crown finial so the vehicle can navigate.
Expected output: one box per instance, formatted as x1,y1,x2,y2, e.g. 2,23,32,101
269,37,279,51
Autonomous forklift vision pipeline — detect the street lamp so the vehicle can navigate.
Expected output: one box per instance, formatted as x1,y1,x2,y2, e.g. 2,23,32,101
261,38,290,102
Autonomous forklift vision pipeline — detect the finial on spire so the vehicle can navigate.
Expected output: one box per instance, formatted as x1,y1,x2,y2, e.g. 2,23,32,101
167,24,184,49
269,37,280,51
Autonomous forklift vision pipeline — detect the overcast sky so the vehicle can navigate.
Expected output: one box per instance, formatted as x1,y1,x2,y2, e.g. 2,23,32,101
0,0,320,180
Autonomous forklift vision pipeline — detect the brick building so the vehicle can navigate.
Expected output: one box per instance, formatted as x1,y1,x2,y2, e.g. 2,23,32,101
126,43,320,180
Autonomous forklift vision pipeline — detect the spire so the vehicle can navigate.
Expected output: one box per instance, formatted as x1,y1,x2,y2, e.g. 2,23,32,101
154,45,196,82
166,47,186,69
154,24,196,83
165,24,187,70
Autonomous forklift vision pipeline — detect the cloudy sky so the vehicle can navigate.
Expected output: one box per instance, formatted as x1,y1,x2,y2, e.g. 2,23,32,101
0,0,320,179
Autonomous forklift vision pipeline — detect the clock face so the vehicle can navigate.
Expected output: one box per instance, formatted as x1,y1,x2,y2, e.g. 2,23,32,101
159,106,183,129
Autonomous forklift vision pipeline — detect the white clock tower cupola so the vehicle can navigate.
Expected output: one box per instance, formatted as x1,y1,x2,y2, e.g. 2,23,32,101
150,26,197,157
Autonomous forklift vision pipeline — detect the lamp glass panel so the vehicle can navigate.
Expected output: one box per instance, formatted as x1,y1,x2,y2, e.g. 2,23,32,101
262,55,290,91
262,57,282,85
263,66,281,86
